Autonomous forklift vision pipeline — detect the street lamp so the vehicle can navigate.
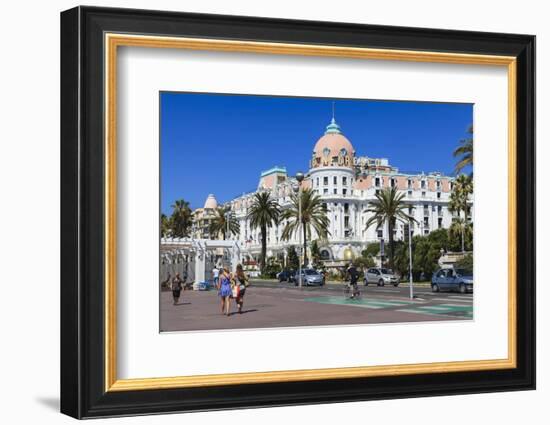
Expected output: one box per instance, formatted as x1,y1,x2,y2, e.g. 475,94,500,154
224,208,231,240
398,216,415,300
407,218,414,300
295,171,304,288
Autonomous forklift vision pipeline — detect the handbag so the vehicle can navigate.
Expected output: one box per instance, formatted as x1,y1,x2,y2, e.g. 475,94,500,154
232,285,240,298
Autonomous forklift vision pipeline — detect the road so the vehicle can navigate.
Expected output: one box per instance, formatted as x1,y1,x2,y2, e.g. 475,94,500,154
160,279,473,332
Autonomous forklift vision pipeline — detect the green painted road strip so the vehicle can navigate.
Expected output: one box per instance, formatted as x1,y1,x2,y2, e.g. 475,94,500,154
303,296,417,310
303,296,473,319
400,304,473,318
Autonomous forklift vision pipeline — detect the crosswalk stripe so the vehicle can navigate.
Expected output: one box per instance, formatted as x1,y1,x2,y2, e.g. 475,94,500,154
431,298,472,303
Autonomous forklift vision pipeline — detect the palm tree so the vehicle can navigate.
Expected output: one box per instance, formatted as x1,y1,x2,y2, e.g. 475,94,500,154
247,192,281,273
170,199,192,237
453,124,473,175
160,213,171,237
209,207,240,240
449,218,473,253
280,188,330,266
449,174,473,252
364,187,415,269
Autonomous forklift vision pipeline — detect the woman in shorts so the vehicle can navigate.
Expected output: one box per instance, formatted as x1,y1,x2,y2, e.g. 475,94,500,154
233,264,249,314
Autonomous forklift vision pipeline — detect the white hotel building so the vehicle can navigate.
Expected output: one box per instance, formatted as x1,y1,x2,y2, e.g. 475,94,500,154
194,116,461,266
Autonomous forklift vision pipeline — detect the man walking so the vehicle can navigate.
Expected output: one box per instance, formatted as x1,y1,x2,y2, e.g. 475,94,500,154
212,265,220,289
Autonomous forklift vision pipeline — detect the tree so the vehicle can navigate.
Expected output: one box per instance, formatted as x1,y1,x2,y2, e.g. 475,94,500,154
455,253,473,273
310,239,329,272
352,251,376,270
362,242,380,258
286,246,299,270
263,256,281,278
160,213,172,237
406,230,453,281
390,240,409,278
449,219,473,252
364,187,415,269
170,199,192,237
209,207,240,240
281,188,330,266
453,124,473,175
449,174,473,252
247,192,281,274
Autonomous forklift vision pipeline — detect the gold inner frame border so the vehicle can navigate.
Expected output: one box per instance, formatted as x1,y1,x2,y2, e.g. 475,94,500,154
104,33,517,392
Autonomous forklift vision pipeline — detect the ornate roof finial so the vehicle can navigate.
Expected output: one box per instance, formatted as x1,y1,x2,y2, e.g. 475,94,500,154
325,101,342,134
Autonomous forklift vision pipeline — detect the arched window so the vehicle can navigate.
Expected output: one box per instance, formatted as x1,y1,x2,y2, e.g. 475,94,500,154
320,249,331,260
340,148,347,156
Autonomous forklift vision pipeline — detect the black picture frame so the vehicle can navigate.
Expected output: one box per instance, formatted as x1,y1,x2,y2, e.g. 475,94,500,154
61,5,535,419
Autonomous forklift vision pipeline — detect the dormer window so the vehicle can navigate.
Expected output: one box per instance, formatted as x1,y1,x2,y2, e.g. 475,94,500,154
340,148,347,156
323,147,330,157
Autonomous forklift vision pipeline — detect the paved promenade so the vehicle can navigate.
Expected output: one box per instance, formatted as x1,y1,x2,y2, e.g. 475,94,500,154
160,280,473,332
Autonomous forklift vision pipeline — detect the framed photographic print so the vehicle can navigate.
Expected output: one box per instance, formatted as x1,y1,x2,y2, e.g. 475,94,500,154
60,6,535,419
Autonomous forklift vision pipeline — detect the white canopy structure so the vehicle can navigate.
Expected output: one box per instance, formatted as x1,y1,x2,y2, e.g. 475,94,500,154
160,237,242,285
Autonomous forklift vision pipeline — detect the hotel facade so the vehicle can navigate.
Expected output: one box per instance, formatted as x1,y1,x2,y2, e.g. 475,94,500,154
192,116,464,267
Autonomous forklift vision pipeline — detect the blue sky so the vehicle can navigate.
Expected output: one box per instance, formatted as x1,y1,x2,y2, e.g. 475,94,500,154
160,92,472,214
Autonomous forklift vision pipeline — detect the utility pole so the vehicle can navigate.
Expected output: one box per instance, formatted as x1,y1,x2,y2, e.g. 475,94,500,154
296,172,304,288
408,219,414,299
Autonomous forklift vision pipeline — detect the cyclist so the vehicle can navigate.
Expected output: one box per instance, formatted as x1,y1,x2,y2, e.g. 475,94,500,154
346,263,360,299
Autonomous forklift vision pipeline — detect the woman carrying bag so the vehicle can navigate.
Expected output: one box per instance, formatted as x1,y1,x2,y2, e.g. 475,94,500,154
232,264,249,314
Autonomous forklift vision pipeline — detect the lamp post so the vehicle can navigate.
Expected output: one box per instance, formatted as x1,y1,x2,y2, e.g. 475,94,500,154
408,218,414,300
295,171,304,288
224,209,231,240
398,217,415,300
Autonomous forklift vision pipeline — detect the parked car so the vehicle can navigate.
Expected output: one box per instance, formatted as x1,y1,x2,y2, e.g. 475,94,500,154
293,269,324,286
364,268,399,286
277,269,296,282
431,268,473,293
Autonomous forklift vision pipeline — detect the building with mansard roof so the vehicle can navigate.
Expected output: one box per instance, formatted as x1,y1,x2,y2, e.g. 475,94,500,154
202,115,466,268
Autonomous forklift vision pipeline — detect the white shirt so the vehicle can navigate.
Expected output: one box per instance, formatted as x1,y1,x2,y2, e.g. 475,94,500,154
212,268,219,278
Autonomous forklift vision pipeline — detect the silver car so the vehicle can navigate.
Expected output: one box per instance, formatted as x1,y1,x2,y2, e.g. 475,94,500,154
364,267,400,287
294,269,324,286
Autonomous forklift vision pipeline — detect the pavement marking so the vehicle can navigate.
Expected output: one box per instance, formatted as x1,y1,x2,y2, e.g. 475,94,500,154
402,304,473,318
416,306,454,311
303,296,418,310
400,306,473,319
371,289,398,293
431,298,473,303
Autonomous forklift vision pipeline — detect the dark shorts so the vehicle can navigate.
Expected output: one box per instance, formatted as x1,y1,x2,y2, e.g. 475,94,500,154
236,288,246,301
172,289,181,298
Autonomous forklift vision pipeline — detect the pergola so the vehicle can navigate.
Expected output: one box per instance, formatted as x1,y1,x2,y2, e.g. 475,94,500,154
160,237,242,284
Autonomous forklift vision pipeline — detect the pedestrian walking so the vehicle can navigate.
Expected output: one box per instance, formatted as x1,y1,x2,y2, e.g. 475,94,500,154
218,267,232,316
171,273,183,305
232,264,249,314
212,265,220,289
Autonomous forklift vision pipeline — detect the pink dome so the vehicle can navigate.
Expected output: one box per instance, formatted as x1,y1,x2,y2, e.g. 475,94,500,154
313,133,354,158
311,118,355,168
